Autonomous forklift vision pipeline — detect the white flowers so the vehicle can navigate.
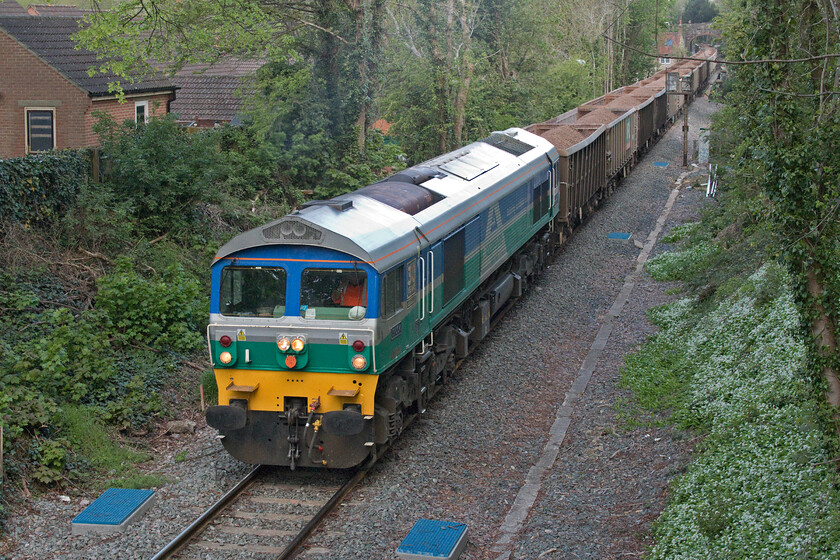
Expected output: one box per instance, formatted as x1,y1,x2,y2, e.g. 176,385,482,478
641,264,840,559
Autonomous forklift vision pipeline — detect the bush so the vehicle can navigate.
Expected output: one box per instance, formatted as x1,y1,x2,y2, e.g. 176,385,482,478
0,150,89,228
95,256,205,351
94,113,216,235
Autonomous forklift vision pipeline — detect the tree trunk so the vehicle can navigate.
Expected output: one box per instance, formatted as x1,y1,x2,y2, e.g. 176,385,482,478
452,0,474,146
806,266,840,408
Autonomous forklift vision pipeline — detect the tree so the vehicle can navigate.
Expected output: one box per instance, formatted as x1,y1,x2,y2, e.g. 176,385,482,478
683,0,718,23
717,0,840,411
76,0,392,188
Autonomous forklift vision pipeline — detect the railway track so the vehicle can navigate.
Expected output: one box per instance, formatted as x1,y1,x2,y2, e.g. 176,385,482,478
148,284,527,560
151,466,366,559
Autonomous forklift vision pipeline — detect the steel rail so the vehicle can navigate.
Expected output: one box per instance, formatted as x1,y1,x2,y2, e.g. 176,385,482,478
274,467,368,560
149,464,264,560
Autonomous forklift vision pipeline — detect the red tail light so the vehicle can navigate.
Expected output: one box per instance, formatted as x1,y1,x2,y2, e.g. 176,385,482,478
219,335,232,348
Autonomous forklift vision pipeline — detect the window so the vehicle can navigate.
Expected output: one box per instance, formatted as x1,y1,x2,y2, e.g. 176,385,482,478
300,268,367,320
660,57,672,65
26,109,55,153
135,100,149,123
220,266,286,317
533,180,549,224
381,265,404,318
443,229,465,305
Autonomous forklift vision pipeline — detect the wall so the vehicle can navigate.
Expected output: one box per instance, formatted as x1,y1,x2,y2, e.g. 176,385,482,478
0,30,175,157
0,31,90,158
84,93,175,145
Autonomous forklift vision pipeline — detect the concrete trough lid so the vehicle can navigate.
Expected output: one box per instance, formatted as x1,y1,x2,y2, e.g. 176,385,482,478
396,519,468,560
72,488,156,535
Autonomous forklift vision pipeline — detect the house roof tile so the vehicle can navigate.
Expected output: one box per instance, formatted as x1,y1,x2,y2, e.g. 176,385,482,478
0,0,27,16
27,4,89,17
0,15,174,96
170,75,252,122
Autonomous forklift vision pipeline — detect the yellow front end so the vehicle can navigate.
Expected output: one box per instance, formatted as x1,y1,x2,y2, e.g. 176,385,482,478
215,369,380,416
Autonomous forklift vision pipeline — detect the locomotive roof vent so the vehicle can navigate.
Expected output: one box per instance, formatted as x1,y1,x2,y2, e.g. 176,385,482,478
262,219,323,242
355,182,443,215
481,132,535,156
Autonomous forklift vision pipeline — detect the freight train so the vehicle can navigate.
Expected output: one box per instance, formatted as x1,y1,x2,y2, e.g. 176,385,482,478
205,50,717,469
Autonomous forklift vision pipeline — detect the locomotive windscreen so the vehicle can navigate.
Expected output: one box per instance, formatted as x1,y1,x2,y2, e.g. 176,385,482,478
220,266,287,317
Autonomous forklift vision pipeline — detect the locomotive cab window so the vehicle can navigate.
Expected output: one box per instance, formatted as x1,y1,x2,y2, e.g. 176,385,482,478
220,266,286,317
300,268,367,320
381,265,404,318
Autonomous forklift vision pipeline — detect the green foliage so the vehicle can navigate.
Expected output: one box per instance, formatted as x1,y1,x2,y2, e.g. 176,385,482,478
200,369,219,407
59,405,149,470
646,241,721,281
31,438,71,485
95,256,205,351
108,473,168,490
31,308,117,402
683,0,719,23
60,178,136,254
94,113,216,235
716,0,840,390
623,265,840,558
0,150,89,228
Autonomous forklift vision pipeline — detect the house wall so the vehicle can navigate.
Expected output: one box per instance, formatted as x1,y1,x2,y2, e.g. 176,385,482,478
84,93,174,145
0,30,174,158
0,30,90,158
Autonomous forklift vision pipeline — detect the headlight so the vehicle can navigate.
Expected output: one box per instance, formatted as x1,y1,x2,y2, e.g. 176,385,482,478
219,351,232,364
291,337,305,352
277,337,290,351
351,354,367,370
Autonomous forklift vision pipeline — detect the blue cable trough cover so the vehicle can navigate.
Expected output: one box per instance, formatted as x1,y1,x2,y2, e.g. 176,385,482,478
72,488,156,535
397,519,468,560
653,161,669,167
608,232,632,240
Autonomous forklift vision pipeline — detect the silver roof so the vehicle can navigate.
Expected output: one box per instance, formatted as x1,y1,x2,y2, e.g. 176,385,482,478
214,128,558,273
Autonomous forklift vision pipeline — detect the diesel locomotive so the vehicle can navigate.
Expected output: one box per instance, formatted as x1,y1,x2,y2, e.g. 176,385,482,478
205,50,717,469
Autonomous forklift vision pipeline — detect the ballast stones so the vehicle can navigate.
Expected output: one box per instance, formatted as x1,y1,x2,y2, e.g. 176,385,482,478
396,519,468,560
71,488,156,535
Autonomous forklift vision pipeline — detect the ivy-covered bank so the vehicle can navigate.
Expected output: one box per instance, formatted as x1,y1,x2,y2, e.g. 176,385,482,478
622,255,840,558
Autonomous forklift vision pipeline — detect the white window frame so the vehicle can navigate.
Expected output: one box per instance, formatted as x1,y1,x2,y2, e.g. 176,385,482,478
659,57,672,65
24,107,56,154
135,100,149,123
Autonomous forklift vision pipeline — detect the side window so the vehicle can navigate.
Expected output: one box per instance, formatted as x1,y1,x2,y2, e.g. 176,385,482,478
533,180,549,224
26,109,55,153
135,100,149,123
381,264,404,317
443,228,465,305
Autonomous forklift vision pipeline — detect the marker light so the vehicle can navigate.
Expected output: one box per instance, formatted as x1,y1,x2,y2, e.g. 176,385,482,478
277,337,291,351
351,354,367,371
291,337,305,352
285,355,297,368
219,351,232,364
352,340,365,352
219,335,232,348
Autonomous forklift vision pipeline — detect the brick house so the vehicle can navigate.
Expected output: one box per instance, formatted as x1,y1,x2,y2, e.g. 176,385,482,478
170,59,263,128
658,22,686,67
0,11,177,158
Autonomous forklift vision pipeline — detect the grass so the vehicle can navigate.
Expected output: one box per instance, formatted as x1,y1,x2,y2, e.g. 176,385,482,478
59,405,166,490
